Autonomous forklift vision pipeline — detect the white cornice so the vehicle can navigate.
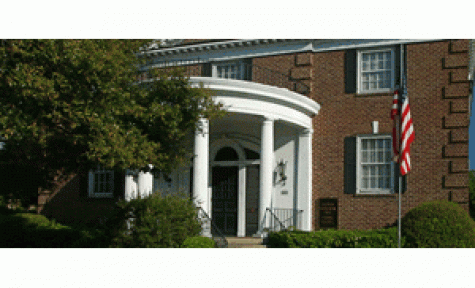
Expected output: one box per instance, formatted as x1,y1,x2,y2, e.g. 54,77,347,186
142,39,443,64
189,77,320,120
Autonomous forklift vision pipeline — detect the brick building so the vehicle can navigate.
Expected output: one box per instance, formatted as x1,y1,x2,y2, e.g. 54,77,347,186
39,39,473,235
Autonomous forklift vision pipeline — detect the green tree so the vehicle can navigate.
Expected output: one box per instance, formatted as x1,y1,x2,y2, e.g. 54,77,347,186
469,170,475,220
0,40,222,205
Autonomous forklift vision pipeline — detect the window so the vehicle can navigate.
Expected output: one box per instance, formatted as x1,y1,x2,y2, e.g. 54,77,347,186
88,167,114,198
356,135,393,194
357,48,395,93
212,61,248,80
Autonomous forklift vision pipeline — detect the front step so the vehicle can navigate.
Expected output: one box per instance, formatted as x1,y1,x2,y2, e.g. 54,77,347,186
226,237,267,248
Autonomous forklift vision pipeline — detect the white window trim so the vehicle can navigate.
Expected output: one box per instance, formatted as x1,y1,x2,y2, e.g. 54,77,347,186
356,134,394,195
357,47,396,94
88,167,114,198
212,60,246,80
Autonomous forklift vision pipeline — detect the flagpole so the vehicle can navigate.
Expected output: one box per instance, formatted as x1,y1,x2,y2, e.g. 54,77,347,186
398,44,405,248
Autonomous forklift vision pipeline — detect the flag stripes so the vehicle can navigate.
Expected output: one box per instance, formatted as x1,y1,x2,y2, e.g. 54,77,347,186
391,88,414,176
399,94,414,175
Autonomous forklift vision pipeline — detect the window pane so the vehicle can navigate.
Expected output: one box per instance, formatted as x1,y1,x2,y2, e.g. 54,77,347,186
362,151,367,162
362,139,368,150
362,61,368,71
362,177,368,188
385,59,391,69
370,177,376,188
362,165,369,177
370,166,376,177
369,139,375,150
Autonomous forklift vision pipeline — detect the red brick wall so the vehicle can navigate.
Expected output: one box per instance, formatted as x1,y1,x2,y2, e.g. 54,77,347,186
254,40,471,230
40,173,119,226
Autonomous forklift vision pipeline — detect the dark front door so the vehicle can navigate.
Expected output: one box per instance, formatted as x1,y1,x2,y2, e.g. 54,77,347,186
212,166,238,236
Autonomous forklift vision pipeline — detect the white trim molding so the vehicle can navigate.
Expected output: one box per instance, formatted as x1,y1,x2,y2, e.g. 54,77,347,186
189,77,320,130
142,39,442,64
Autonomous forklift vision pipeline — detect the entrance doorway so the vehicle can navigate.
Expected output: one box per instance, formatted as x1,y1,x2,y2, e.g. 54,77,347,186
211,166,238,236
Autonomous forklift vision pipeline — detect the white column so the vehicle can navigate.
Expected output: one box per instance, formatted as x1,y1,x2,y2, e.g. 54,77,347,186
297,128,313,231
237,165,246,237
137,165,154,198
124,169,137,201
258,117,274,236
193,118,210,236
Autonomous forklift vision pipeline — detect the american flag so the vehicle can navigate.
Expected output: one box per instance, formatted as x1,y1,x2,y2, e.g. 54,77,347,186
391,80,415,176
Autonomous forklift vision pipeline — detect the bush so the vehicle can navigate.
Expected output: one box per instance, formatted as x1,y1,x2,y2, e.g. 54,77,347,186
106,193,202,248
267,227,402,248
401,200,475,248
181,236,216,248
0,212,85,248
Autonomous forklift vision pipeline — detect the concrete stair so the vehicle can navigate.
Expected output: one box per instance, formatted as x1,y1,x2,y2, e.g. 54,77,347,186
226,237,267,248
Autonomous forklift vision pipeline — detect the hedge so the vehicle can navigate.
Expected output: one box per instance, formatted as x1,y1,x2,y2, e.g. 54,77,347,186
267,227,403,248
181,236,216,248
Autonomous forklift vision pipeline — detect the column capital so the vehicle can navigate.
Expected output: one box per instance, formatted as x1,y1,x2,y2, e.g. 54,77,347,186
300,127,314,135
196,118,209,135
261,115,275,123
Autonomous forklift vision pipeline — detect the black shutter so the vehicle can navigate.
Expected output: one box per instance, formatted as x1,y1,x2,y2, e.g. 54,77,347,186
345,49,357,94
243,58,252,81
344,136,357,194
202,63,211,77
114,169,125,200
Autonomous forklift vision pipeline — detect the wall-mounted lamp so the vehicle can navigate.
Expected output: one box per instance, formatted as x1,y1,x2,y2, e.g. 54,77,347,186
277,159,288,184
372,121,379,134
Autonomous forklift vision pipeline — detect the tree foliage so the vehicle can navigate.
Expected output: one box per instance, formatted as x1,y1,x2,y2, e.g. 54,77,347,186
0,40,222,196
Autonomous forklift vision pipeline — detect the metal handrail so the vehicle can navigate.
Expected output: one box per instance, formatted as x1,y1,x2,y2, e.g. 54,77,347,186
266,208,286,231
266,208,304,232
197,207,228,248
139,59,310,95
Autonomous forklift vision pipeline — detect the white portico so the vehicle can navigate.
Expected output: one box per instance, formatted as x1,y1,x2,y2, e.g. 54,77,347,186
190,77,320,237
124,76,319,237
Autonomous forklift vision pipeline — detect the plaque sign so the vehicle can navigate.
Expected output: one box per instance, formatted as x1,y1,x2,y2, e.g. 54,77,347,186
319,198,338,229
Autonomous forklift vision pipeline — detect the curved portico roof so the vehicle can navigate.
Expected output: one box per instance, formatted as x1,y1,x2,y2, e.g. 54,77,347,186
189,77,321,129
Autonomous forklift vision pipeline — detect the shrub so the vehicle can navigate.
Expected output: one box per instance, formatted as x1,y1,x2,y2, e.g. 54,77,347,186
401,200,475,248
267,227,402,248
0,212,84,248
106,193,202,248
181,236,216,248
